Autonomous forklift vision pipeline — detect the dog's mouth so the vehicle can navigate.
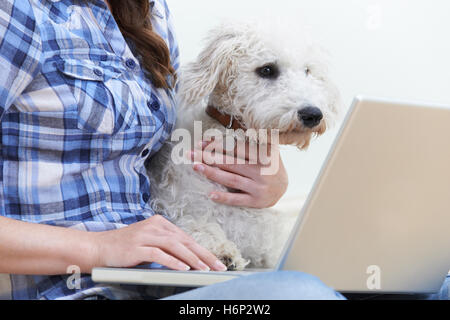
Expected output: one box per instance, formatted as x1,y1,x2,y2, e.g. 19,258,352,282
277,120,327,149
242,120,327,149
206,105,328,149
241,122,326,149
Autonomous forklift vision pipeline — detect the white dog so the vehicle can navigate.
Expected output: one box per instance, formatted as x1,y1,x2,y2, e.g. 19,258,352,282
148,21,341,270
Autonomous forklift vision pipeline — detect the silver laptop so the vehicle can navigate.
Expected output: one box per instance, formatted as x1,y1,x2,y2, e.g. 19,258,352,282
93,96,450,294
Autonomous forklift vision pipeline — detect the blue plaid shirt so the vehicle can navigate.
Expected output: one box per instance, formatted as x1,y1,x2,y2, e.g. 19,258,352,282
0,0,179,299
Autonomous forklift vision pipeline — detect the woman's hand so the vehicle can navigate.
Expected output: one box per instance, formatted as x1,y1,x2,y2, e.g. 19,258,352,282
190,140,289,209
92,215,227,272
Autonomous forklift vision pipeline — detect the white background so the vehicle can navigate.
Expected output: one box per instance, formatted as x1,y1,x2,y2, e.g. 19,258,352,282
169,0,450,199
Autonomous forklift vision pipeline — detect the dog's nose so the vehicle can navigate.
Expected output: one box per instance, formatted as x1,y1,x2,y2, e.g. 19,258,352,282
298,106,323,128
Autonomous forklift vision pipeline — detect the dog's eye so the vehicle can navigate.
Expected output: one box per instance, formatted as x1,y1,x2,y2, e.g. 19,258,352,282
256,64,279,79
305,67,311,76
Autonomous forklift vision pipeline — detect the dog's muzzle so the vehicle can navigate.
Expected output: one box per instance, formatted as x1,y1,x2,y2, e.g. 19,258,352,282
298,106,323,128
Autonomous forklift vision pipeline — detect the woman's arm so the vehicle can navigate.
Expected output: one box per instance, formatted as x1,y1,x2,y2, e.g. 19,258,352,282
0,215,227,275
0,216,98,275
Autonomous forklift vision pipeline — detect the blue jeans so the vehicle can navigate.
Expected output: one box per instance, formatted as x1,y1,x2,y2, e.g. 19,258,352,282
81,272,448,300
163,271,346,300
163,273,450,300
425,276,449,300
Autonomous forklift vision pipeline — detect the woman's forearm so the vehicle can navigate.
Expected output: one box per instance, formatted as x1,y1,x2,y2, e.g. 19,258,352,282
0,216,98,275
0,214,228,276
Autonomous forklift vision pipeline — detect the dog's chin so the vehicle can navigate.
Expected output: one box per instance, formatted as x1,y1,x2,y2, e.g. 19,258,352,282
279,121,327,149
244,121,327,149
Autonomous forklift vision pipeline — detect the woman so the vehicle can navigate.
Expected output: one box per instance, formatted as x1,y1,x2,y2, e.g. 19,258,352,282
0,0,344,300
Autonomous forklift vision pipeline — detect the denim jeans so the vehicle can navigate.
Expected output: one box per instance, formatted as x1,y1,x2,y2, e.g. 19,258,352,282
163,273,450,301
429,276,450,300
163,271,346,300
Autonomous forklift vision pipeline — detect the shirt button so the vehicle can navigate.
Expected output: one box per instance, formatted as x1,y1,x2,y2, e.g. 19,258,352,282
147,100,160,111
141,149,150,157
142,193,150,203
125,58,136,69
93,68,103,77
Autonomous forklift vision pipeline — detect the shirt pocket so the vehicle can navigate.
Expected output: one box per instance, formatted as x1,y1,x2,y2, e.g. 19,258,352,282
56,58,137,135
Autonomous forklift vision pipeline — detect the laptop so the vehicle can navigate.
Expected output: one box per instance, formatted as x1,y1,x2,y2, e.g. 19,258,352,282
92,96,450,294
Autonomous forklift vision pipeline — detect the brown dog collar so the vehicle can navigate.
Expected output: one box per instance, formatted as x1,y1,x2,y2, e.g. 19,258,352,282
206,105,246,130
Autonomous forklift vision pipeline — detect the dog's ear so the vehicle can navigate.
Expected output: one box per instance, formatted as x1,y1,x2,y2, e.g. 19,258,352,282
178,24,244,107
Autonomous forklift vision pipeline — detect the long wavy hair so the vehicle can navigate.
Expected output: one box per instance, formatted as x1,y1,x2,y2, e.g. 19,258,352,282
108,0,176,89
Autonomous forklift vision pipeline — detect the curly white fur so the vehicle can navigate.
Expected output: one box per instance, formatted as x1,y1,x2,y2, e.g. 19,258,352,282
147,21,342,270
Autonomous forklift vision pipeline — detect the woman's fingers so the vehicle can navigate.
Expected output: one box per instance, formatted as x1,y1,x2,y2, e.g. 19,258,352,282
192,161,266,207
193,163,253,191
199,139,274,164
199,139,255,162
165,223,228,271
208,191,256,208
144,216,227,271
154,238,211,271
139,247,191,271
184,240,228,272
192,150,260,179
149,236,226,272
189,138,288,209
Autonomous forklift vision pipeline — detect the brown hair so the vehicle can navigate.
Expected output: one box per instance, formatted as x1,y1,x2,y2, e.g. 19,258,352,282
107,0,176,89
